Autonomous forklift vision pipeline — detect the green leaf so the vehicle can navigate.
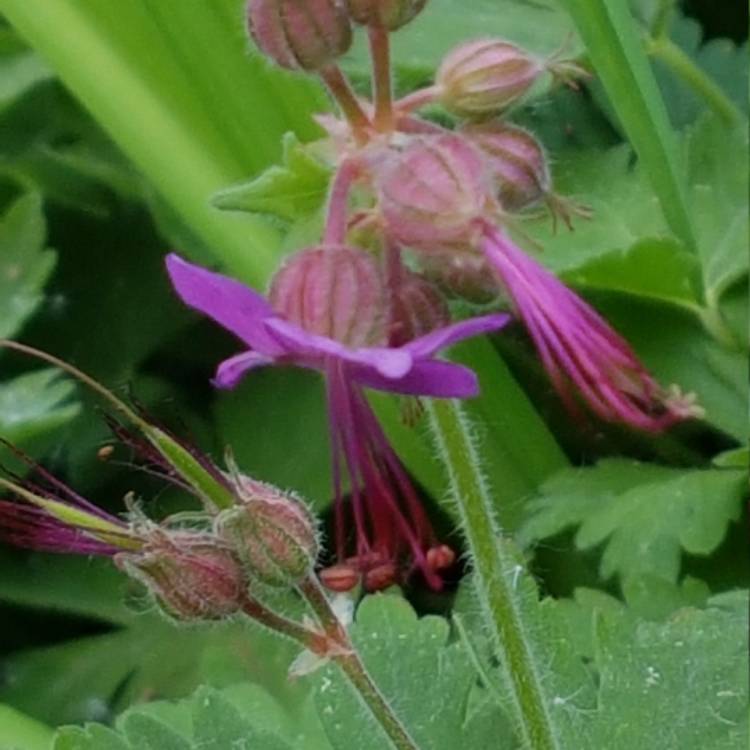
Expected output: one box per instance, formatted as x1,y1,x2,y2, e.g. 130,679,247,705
684,115,749,303
0,30,52,113
52,684,328,750
563,0,696,251
213,132,331,224
0,369,80,446
0,192,55,339
562,238,702,310
0,703,53,750
590,593,748,748
521,459,746,584
637,5,748,128
312,594,510,750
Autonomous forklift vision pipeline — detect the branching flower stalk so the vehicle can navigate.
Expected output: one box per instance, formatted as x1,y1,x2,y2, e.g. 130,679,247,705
0,345,418,750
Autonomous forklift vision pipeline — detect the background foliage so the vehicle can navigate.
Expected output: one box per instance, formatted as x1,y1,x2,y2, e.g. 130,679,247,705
0,0,746,747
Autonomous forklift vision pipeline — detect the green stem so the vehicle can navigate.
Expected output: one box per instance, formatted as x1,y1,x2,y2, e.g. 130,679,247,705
426,399,558,750
298,576,420,750
647,36,744,127
650,0,676,39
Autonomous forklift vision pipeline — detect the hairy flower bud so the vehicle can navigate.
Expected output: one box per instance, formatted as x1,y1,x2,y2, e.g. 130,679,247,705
389,271,450,346
345,0,428,30
462,121,549,211
436,39,544,118
217,477,318,587
247,0,353,71
117,532,245,621
420,251,499,304
269,245,389,347
375,134,492,252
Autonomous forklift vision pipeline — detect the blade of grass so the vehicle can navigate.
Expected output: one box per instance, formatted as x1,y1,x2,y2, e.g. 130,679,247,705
563,0,697,252
0,0,328,285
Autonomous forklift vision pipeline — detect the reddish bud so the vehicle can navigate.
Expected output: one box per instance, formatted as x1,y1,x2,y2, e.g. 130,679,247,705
117,532,245,621
269,245,389,348
420,251,499,304
389,271,450,346
436,39,544,118
218,477,319,587
375,134,492,252
462,121,549,211
247,0,353,72
345,0,428,30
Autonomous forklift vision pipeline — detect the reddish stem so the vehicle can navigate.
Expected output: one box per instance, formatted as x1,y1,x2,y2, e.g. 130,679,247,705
368,24,394,131
395,85,441,114
324,159,360,245
318,65,371,144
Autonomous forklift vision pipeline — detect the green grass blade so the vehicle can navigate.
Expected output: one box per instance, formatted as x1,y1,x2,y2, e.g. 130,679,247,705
564,0,697,252
0,0,328,284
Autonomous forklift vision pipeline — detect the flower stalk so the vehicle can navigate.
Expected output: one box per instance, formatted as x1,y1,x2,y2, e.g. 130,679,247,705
426,398,558,750
368,24,395,130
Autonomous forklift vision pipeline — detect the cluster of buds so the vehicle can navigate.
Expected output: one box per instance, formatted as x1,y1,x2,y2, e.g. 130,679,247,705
0,2,703,625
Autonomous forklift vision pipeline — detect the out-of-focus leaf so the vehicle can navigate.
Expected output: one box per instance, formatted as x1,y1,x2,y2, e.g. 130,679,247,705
0,369,79,445
213,133,331,224
344,0,579,87
0,29,52,113
0,703,53,750
213,368,332,510
0,0,328,285
520,459,746,584
0,550,131,625
562,238,701,310
0,192,55,339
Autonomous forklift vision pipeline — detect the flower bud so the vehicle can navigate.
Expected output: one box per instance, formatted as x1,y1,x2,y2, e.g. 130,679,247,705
345,0,428,30
217,477,318,587
247,0,353,72
420,252,499,304
436,39,544,118
389,271,450,346
375,134,492,253
462,121,549,211
269,245,389,347
117,532,245,621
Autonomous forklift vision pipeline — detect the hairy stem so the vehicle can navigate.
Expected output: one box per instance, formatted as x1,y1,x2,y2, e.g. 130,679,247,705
298,576,420,750
426,399,558,750
368,24,394,130
324,159,360,245
319,64,371,144
647,36,743,127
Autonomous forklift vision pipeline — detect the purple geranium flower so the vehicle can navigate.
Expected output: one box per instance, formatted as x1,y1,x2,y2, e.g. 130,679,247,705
166,251,509,590
482,230,702,432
